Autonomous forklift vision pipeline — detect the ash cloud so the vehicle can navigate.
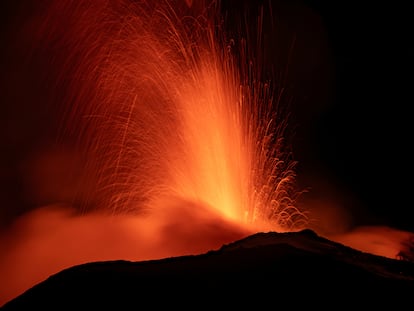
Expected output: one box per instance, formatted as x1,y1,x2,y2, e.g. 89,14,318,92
0,200,251,306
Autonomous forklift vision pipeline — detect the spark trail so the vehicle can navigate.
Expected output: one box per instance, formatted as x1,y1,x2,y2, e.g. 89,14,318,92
0,0,311,305
46,0,308,231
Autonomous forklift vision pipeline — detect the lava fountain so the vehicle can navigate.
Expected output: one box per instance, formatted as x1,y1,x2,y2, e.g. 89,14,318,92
2,0,412,306
0,0,308,304
52,0,306,231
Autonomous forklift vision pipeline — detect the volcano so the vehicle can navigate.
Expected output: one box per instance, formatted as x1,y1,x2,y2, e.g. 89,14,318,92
2,229,414,309
1,0,413,308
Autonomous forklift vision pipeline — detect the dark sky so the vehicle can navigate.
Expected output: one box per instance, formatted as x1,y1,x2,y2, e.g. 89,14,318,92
295,1,413,231
220,0,413,232
0,0,412,232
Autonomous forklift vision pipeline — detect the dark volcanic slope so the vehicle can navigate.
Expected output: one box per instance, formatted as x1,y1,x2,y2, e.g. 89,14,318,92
2,229,414,309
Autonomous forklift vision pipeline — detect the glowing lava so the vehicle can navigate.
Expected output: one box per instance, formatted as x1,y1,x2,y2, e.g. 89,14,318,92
39,0,307,232
1,0,411,307
0,0,307,304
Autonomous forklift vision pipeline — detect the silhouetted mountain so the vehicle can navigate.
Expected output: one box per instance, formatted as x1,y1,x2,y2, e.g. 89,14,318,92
2,230,414,309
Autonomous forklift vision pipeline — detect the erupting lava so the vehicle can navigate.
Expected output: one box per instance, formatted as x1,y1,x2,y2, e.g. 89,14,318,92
0,0,306,303
1,0,412,306
51,0,306,231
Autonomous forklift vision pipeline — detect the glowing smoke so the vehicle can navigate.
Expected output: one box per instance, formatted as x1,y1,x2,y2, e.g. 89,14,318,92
1,0,412,306
48,0,306,229
0,0,306,304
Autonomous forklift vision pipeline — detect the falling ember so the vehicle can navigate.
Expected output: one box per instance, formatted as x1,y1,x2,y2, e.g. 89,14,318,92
4,0,412,306
38,0,307,232
0,0,309,304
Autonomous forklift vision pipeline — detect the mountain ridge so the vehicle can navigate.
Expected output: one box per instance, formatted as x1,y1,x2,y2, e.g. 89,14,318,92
2,229,414,309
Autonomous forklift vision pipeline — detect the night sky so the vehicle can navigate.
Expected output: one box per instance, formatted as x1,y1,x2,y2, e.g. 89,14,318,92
294,1,413,231
0,0,413,232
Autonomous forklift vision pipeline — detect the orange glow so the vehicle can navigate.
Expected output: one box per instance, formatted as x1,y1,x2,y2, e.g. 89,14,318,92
33,0,306,231
329,226,414,260
0,0,306,305
0,203,250,305
1,0,412,307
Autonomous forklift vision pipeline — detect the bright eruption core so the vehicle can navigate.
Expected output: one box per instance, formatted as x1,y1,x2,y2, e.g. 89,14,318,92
0,0,411,306
24,0,306,230
0,0,305,303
